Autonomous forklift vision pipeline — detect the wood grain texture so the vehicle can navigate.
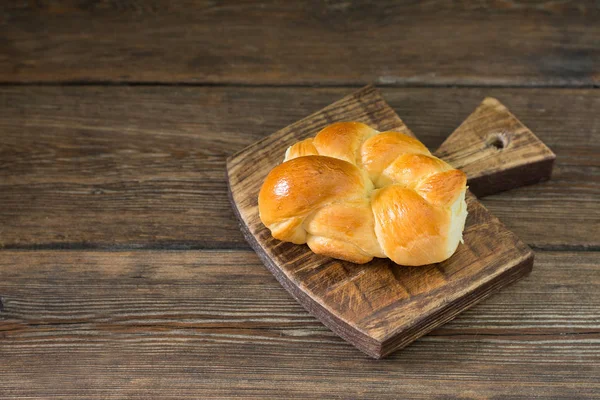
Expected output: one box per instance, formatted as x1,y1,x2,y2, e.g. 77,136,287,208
227,86,534,358
1,250,598,398
1,1,599,85
436,97,555,197
0,86,598,250
1,0,597,394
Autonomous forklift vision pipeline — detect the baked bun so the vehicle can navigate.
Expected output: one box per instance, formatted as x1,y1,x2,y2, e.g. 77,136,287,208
258,122,468,266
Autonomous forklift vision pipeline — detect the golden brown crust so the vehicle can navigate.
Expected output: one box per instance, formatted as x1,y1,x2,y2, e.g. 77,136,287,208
361,131,430,184
380,153,452,188
372,185,449,266
304,200,385,259
258,155,369,226
258,122,468,266
417,169,467,207
306,235,373,264
285,138,318,160
312,122,376,165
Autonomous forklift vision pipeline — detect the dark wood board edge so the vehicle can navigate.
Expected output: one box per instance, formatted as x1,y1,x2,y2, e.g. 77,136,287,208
226,172,382,358
379,253,534,357
468,157,556,197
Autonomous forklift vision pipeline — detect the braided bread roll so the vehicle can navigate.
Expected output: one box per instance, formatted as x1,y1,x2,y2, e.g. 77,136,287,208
258,122,468,266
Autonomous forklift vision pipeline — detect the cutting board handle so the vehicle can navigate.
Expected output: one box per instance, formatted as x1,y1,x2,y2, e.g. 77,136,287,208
433,97,555,197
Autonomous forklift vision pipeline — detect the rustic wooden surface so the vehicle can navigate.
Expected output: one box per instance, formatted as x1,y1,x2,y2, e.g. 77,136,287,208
1,1,599,85
1,87,598,251
1,251,598,398
228,86,535,358
0,1,599,398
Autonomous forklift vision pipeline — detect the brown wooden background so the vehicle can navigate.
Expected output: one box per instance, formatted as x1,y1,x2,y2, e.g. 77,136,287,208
0,1,599,398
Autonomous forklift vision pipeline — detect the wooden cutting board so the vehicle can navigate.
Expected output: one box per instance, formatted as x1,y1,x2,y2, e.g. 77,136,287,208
227,86,555,358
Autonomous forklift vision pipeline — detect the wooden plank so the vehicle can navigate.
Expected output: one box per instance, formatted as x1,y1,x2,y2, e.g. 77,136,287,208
1,1,599,85
0,250,598,398
0,87,598,250
227,86,535,358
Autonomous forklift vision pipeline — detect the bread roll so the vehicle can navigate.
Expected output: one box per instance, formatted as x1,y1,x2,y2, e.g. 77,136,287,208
258,122,467,266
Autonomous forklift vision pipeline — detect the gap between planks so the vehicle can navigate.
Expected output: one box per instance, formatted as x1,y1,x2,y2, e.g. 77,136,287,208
0,82,599,88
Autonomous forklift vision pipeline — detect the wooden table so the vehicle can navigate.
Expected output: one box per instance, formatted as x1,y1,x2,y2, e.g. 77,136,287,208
1,2,598,398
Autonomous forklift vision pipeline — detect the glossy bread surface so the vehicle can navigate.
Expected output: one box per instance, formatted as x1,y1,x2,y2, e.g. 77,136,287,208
258,122,467,266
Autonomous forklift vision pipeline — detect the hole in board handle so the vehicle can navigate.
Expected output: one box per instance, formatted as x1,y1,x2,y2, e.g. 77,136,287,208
486,132,511,150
